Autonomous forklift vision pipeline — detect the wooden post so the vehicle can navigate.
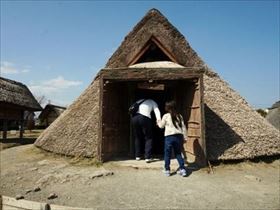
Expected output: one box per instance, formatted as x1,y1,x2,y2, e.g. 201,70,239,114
3,120,8,140
193,76,206,167
129,84,135,158
19,111,24,139
199,75,207,167
0,194,2,210
97,77,104,162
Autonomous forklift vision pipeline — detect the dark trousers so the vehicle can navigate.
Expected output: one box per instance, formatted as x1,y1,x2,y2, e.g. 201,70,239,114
164,134,185,170
132,114,153,159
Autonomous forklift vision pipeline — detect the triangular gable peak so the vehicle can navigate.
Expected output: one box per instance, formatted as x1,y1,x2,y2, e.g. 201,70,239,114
128,36,177,65
106,8,205,68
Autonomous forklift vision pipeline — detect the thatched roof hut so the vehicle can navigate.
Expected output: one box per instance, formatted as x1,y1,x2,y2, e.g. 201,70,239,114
0,77,41,111
0,77,42,138
266,101,280,130
35,9,279,164
39,104,66,127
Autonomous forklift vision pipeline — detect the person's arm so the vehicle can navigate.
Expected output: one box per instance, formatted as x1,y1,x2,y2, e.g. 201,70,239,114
151,100,161,121
157,114,166,128
154,107,161,121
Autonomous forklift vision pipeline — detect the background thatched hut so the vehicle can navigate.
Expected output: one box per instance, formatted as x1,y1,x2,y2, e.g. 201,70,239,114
38,104,66,127
266,101,280,130
0,77,42,139
35,9,280,166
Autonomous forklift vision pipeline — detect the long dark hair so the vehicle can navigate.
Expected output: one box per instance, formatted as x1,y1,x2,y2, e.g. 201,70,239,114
165,100,182,129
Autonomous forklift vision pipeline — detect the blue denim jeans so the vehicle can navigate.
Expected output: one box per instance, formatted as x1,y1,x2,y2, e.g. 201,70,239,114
164,134,185,171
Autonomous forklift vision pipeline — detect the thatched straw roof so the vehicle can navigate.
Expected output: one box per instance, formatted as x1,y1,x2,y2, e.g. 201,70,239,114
106,9,205,68
270,101,280,109
204,72,279,160
35,9,280,160
266,101,280,130
0,77,42,111
35,81,100,157
38,104,66,120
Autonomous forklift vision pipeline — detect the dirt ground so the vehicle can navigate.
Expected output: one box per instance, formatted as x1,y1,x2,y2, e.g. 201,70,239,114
0,145,279,209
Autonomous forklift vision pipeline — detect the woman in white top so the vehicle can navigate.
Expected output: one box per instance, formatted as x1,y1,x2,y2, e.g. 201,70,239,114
157,101,187,177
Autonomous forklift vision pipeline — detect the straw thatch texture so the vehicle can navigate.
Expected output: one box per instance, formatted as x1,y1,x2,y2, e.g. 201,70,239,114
35,80,100,157
106,9,205,68
204,72,280,160
266,101,280,130
0,77,41,111
39,104,66,121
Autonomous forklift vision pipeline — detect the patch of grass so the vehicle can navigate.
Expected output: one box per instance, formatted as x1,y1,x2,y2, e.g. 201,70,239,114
22,145,68,161
0,142,19,151
69,156,103,167
0,129,44,139
3,142,103,168
21,145,51,160
25,145,45,155
24,145,103,167
209,155,280,166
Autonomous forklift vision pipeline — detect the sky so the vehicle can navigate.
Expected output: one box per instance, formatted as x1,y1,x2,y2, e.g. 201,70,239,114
1,1,279,108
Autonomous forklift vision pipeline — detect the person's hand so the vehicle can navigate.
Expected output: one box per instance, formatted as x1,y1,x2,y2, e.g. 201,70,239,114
156,119,161,126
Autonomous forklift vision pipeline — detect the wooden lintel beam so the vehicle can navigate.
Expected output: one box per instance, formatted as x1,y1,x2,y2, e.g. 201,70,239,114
100,68,203,81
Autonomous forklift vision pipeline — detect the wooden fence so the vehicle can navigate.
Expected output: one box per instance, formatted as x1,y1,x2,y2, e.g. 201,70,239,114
0,195,91,210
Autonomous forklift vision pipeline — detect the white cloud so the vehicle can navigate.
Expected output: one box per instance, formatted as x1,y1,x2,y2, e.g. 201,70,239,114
0,61,31,74
29,76,82,95
43,76,82,89
29,76,83,107
0,62,19,74
2,61,14,66
22,69,31,73
29,85,58,94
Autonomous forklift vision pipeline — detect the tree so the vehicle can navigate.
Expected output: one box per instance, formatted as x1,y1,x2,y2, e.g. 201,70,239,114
35,95,47,107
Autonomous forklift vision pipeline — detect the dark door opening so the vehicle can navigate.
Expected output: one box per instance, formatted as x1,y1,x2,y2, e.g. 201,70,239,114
132,80,197,158
134,87,166,157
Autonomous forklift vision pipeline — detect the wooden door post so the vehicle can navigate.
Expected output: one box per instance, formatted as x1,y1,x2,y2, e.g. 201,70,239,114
19,111,24,139
3,120,8,140
0,194,2,210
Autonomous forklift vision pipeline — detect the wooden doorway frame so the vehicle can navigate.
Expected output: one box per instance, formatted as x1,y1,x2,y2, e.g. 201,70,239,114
98,67,206,166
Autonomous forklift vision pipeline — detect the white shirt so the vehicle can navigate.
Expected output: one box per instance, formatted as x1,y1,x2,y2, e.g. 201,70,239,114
157,113,187,139
136,99,161,121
